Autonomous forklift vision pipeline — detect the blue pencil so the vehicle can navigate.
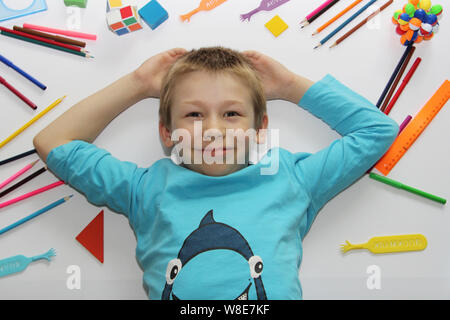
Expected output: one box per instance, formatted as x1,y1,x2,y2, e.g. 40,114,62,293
314,0,378,49
0,54,47,90
0,195,72,236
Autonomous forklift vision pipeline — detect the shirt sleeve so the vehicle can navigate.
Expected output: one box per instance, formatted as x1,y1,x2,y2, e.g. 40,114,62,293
46,140,147,224
293,74,399,236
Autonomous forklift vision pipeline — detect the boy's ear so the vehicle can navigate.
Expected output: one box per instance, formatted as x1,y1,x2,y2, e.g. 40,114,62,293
255,113,268,144
159,120,174,148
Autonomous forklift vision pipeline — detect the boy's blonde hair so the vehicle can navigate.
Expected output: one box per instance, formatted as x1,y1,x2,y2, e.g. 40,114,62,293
159,46,266,131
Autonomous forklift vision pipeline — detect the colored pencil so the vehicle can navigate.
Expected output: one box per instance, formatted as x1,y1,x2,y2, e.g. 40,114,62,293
380,45,416,112
313,0,363,35
301,0,340,28
0,149,37,166
369,172,446,204
0,96,66,150
0,27,87,53
398,115,412,135
0,181,64,210
23,23,97,41
329,0,393,45
0,167,47,199
0,28,91,58
0,159,39,190
13,26,86,48
375,43,413,108
0,54,47,90
0,75,37,110
300,0,336,24
0,195,72,236
384,57,422,115
314,0,378,49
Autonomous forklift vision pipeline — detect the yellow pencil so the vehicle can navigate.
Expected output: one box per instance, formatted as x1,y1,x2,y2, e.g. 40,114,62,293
0,96,66,150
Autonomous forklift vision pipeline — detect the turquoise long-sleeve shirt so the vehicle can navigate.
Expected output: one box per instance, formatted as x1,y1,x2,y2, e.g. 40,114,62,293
46,74,399,300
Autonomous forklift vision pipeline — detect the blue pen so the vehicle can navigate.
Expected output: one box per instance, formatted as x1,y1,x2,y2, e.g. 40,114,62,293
0,54,47,90
0,195,72,236
314,0,378,48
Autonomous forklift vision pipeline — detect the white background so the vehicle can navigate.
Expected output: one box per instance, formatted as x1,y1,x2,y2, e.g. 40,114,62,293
0,0,448,299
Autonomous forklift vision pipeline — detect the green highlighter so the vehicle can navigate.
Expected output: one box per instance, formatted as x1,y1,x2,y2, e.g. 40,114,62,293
369,173,447,205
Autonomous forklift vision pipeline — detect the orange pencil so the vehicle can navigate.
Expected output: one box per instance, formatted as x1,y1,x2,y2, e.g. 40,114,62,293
312,0,363,35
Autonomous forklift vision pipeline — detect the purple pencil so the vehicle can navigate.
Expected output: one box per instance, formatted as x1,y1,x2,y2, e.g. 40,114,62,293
398,115,412,135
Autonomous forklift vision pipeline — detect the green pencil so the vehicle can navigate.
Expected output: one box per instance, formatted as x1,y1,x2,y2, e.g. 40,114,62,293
0,31,92,58
369,172,446,205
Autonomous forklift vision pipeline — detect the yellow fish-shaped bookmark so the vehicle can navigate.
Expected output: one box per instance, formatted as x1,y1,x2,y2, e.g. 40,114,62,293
341,234,427,254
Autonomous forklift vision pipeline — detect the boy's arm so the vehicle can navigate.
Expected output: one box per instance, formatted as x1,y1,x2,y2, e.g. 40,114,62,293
289,74,399,235
33,73,146,161
244,51,399,237
33,48,187,162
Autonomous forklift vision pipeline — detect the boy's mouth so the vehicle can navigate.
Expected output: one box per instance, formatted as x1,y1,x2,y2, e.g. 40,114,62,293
201,148,233,156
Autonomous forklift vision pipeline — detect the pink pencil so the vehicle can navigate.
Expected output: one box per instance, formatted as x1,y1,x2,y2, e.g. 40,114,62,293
0,180,64,209
23,23,97,41
300,0,335,24
0,159,39,190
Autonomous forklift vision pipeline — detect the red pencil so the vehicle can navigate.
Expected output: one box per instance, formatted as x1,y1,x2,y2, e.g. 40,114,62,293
0,75,37,110
0,26,86,53
384,57,422,115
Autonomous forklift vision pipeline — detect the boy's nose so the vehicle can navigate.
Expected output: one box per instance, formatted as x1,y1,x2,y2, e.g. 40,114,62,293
202,117,226,138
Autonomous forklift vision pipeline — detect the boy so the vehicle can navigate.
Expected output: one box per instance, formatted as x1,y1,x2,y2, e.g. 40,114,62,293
33,47,399,299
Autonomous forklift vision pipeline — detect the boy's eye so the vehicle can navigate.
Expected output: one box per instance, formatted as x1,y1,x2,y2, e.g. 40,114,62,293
187,112,201,117
225,111,239,117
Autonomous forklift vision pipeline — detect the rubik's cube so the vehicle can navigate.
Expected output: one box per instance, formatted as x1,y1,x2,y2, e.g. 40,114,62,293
107,5,143,36
107,0,128,11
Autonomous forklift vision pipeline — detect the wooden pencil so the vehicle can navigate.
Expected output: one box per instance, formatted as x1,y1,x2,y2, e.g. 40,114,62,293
0,167,47,199
301,0,340,28
329,0,393,46
0,26,87,53
314,0,379,49
0,96,66,150
313,0,363,35
0,195,72,236
0,75,38,110
0,149,37,166
0,31,92,58
13,26,86,48
380,44,415,112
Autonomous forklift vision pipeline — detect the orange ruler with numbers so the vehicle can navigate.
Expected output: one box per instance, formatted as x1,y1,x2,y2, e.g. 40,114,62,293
375,80,450,176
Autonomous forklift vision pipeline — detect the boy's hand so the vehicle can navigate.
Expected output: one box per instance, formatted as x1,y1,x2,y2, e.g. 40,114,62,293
134,48,188,99
242,50,313,104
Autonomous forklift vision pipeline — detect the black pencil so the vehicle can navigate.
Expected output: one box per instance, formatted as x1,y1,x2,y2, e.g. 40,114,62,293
0,149,37,166
0,167,47,199
300,0,340,28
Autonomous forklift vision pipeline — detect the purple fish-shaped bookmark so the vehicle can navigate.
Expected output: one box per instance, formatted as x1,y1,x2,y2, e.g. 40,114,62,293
240,0,290,22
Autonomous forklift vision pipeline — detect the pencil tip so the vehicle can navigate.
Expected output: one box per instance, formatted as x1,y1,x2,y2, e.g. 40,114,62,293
313,44,321,49
330,43,336,48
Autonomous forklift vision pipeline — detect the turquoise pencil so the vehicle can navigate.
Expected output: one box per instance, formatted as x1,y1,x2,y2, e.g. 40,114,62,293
314,0,378,48
0,195,72,236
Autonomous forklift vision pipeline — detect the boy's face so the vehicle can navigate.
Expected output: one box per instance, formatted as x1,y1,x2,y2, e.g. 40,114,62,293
160,70,268,177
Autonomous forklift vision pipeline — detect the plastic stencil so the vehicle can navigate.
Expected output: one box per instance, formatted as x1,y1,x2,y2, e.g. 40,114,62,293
0,0,47,23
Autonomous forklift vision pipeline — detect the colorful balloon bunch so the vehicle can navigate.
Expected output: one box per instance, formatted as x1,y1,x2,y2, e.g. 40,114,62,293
392,0,443,45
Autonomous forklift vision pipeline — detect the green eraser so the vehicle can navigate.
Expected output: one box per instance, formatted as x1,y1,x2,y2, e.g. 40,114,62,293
64,0,88,8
